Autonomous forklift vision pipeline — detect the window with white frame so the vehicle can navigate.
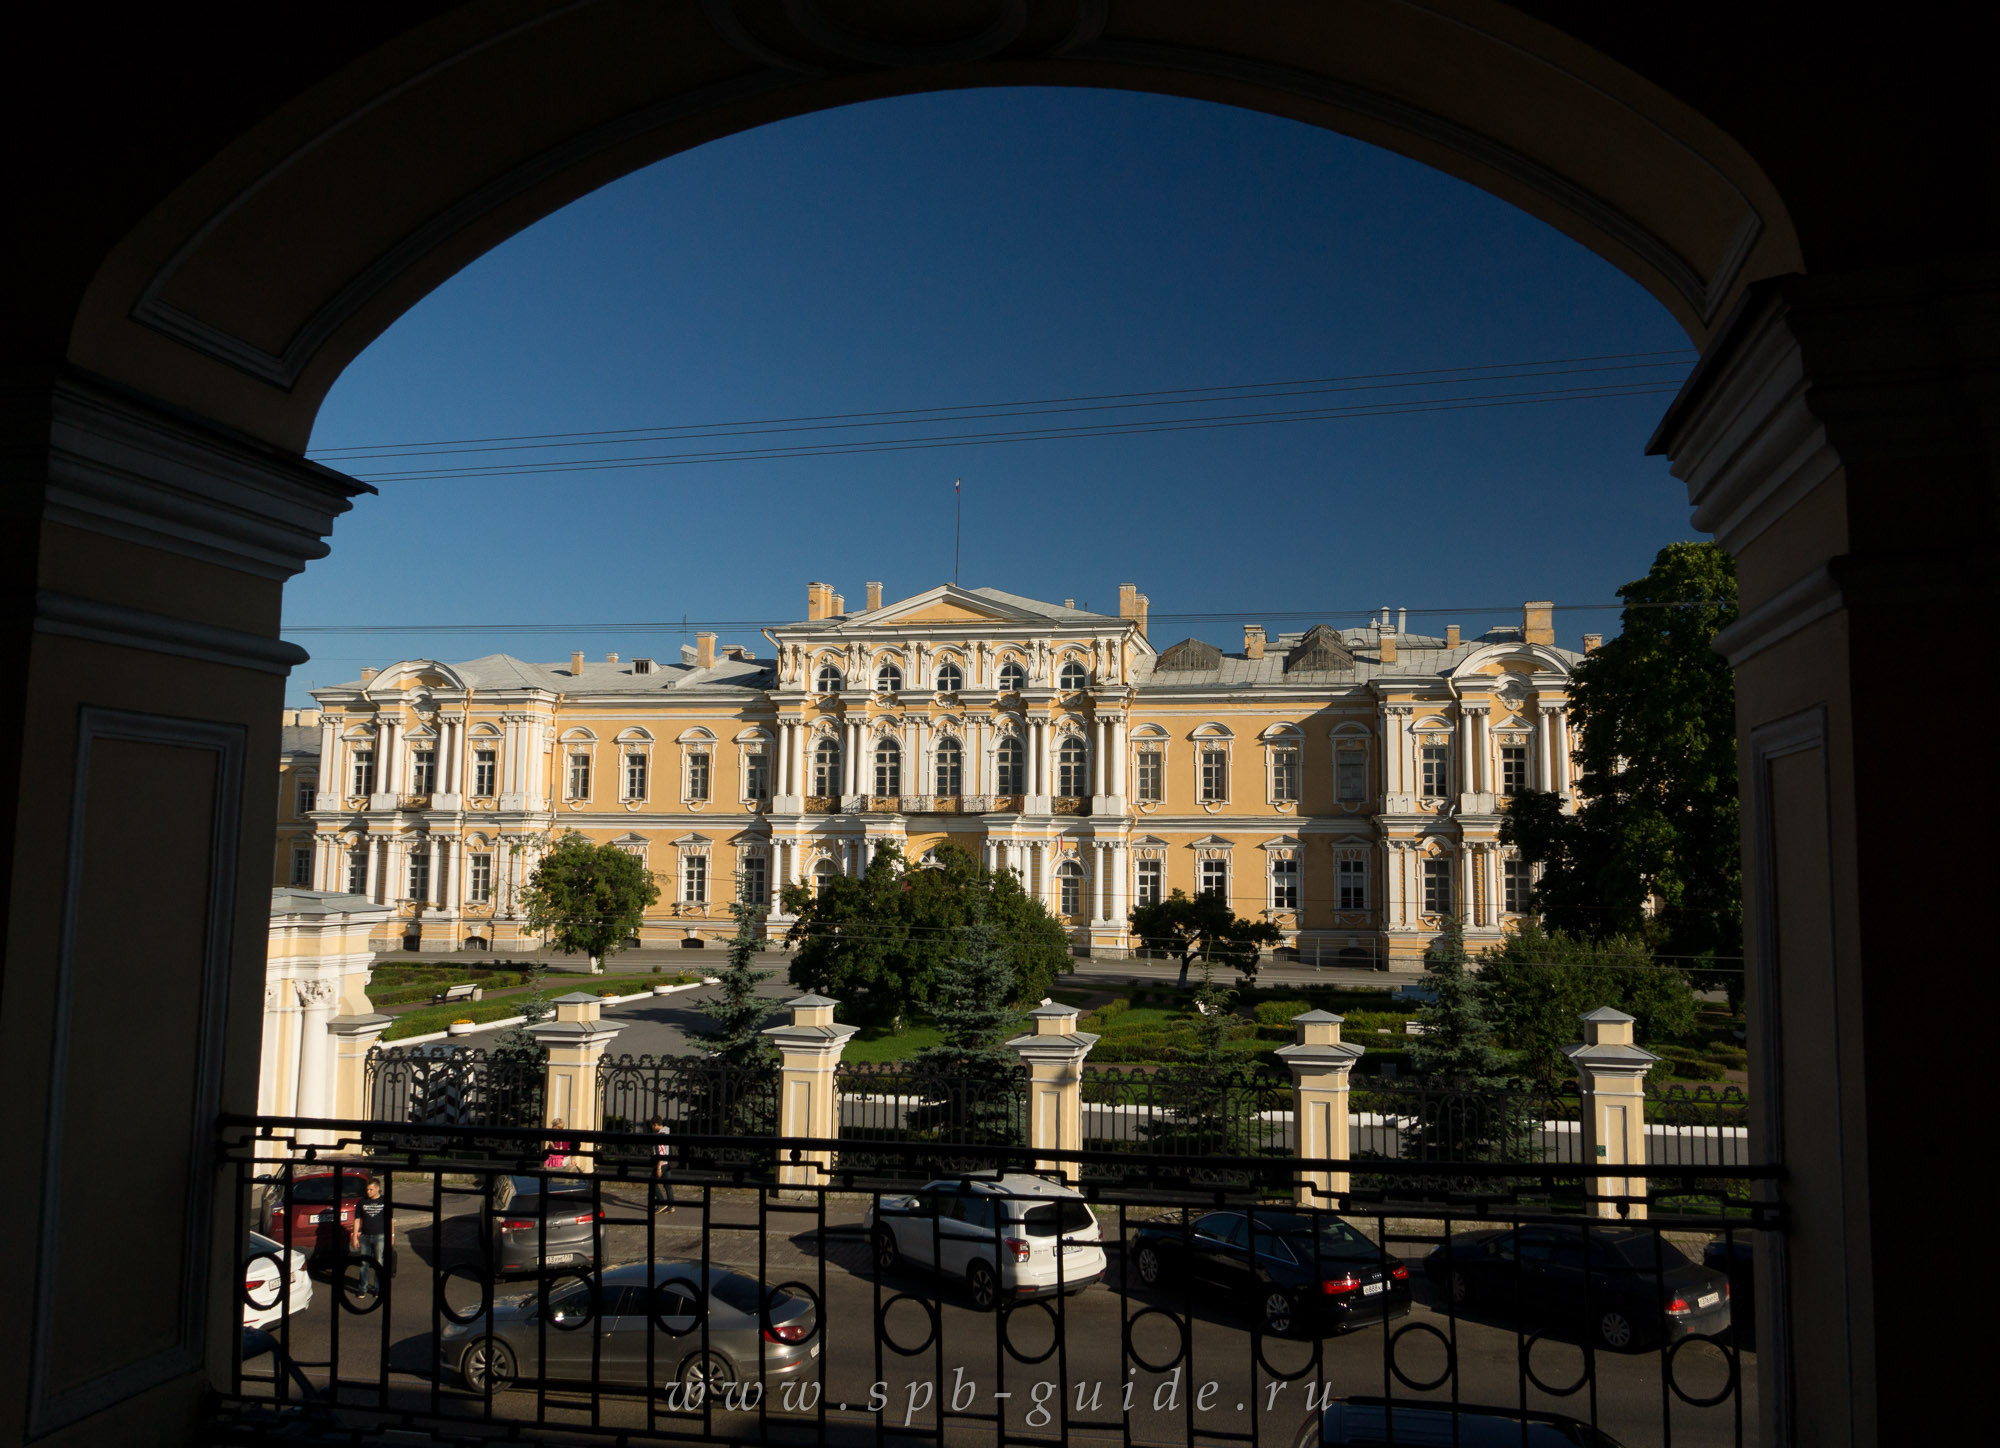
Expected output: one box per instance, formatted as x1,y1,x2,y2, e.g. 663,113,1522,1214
997,660,1026,690
1338,858,1367,910
1198,857,1228,900
1135,857,1163,907
468,853,493,902
1058,660,1087,691
815,662,844,692
567,751,591,799
813,738,841,796
812,862,835,898
1056,735,1088,795
1270,745,1300,803
473,749,497,796
1420,743,1450,797
935,736,962,797
740,855,767,906
682,852,707,904
295,775,316,816
1270,856,1299,910
1504,858,1530,913
1135,748,1162,803
873,739,901,796
347,852,366,895
1335,744,1366,802
1057,860,1083,916
996,736,1025,795
1500,745,1528,796
935,660,963,692
1199,747,1229,803
624,752,649,801
743,745,769,800
407,849,431,902
350,749,375,796
290,845,312,886
1421,857,1452,915
411,749,436,794
684,750,710,802
876,661,903,692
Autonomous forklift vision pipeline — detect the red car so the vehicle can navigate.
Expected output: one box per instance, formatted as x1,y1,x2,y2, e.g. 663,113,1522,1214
257,1163,375,1267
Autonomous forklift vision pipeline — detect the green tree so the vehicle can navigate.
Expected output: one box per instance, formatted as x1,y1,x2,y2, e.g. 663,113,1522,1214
1502,541,1742,1002
781,843,1067,1028
700,901,776,1064
911,895,1024,1143
518,831,660,971
1147,965,1263,1155
1407,915,1508,1088
1127,888,1284,988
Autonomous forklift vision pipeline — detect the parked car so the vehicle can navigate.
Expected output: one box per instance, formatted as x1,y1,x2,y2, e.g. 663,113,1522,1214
1129,1210,1411,1337
1423,1224,1729,1350
441,1262,818,1394
1703,1238,1755,1347
256,1162,374,1268
479,1174,606,1276
865,1174,1106,1311
1291,1396,1628,1446
243,1230,314,1329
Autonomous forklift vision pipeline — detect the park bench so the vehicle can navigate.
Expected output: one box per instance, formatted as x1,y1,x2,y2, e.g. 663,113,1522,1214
432,982,482,1004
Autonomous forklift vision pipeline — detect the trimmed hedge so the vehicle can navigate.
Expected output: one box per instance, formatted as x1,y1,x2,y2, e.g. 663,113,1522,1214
1252,999,1313,1027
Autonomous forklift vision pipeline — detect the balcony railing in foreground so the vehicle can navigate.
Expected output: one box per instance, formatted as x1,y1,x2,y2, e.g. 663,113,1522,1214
216,1116,1777,1448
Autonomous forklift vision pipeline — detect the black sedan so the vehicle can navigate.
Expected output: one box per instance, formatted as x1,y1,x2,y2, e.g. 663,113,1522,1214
1424,1224,1730,1351
1292,1396,1627,1446
1129,1210,1411,1336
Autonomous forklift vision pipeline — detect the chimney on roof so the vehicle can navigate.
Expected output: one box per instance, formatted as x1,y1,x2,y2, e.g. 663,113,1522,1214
1120,583,1151,639
1583,632,1603,653
1523,600,1555,646
865,581,882,611
831,592,845,616
696,633,715,669
807,581,831,620
570,651,585,676
1244,625,1266,660
606,653,618,663
1377,627,1399,665
359,667,377,683
1446,624,1461,648
1397,607,1407,635
1064,598,1074,609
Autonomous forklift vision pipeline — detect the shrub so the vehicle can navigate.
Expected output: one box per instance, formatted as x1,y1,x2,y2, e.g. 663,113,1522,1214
1256,1023,1292,1042
1653,1056,1727,1083
1253,998,1314,1026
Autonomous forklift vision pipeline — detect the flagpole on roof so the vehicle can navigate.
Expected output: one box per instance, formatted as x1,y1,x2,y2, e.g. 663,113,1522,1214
954,478,961,586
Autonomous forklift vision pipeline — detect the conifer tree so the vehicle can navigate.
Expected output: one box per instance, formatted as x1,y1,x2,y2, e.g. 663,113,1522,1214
1408,914,1507,1087
913,896,1022,1143
700,900,776,1065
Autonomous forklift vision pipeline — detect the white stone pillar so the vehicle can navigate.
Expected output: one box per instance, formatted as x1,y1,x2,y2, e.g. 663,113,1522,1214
1459,709,1475,796
363,836,381,902
433,837,449,907
1461,846,1476,926
1007,1004,1098,1181
318,713,338,801
1537,706,1554,791
1091,719,1107,796
1110,716,1127,798
1110,842,1129,939
1383,711,1401,795
295,980,337,1141
1554,709,1573,798
1472,708,1489,793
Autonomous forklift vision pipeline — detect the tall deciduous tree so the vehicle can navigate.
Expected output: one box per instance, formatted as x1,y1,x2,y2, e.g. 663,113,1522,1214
1476,922,1697,1088
1502,541,1742,1001
518,832,660,970
1127,888,1283,987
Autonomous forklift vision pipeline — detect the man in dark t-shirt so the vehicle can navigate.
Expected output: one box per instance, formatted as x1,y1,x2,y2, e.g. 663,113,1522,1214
351,1177,392,1294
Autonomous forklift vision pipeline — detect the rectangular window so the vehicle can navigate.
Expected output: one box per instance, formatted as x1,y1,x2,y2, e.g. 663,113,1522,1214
1504,858,1529,914
1059,868,1081,917
1422,857,1452,915
350,749,375,797
1199,748,1229,803
740,855,767,906
625,752,648,801
1338,858,1367,910
745,749,769,800
468,853,493,903
290,846,312,887
1336,745,1366,802
1420,744,1450,798
411,749,436,795
408,850,431,903
686,752,710,802
295,776,316,816
1271,746,1300,803
567,752,591,800
347,853,366,895
474,749,497,796
1271,857,1299,910
1199,857,1228,900
1135,858,1162,908
682,853,707,904
1500,746,1529,797
1135,749,1162,804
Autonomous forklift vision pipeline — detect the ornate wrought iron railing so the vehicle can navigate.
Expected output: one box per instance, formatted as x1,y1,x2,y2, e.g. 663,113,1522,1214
1080,1064,1295,1167
834,1060,1028,1173
597,1053,778,1168
365,1042,546,1129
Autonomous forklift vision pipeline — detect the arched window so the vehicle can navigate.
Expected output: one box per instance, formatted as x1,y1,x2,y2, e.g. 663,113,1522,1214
812,738,841,796
996,736,1025,795
815,662,844,692
997,660,1026,690
1056,735,1089,796
874,739,901,796
1057,859,1084,917
934,659,963,692
935,736,962,797
812,861,835,898
876,661,903,692
1058,660,1088,691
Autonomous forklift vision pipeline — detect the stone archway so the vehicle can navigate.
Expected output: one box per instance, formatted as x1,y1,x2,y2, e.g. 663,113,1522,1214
6,7,1992,1447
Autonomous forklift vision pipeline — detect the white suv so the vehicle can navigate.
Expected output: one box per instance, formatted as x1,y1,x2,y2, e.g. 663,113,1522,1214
865,1174,1106,1311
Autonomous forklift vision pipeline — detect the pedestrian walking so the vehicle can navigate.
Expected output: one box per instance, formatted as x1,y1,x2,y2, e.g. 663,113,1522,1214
350,1176,392,1296
544,1118,573,1171
647,1116,677,1214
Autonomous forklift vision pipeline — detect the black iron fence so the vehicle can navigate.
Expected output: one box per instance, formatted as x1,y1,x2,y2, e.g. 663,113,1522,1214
1081,1064,1294,1157
597,1053,779,1170
365,1042,546,1128
215,1115,1777,1448
834,1060,1028,1175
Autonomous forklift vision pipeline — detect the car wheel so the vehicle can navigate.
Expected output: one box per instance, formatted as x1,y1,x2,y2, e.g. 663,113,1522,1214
679,1350,734,1394
873,1227,901,1273
461,1337,516,1393
1598,1309,1636,1351
1134,1244,1163,1286
1259,1286,1298,1337
1449,1270,1474,1309
967,1259,999,1313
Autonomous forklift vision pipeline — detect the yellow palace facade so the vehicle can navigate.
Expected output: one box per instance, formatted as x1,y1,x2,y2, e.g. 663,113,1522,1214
290,582,1585,969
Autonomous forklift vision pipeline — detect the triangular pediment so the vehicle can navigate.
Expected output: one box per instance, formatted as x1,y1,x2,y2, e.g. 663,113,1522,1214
857,584,1054,627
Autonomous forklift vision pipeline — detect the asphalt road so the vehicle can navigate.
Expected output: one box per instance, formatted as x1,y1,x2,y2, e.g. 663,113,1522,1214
244,1183,1755,1448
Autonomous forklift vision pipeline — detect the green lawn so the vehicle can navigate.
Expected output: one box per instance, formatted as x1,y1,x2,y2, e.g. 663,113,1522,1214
382,997,535,1041
840,1024,946,1062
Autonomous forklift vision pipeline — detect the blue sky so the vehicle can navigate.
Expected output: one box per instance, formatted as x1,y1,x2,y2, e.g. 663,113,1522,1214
289,86,1696,704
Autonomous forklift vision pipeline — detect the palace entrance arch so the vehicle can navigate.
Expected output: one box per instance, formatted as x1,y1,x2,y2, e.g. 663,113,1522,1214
6,6,1991,1448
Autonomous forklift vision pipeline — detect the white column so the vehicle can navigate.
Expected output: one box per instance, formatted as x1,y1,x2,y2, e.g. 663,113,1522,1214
504,719,520,794
362,837,381,902
1537,707,1555,790
1091,720,1107,796
1110,717,1127,797
1554,710,1572,798
295,983,334,1126
1383,712,1401,795
1460,846,1476,925
1472,709,1488,793
792,721,807,799
1459,710,1475,795
318,713,338,801
1110,842,1128,937
434,837,450,907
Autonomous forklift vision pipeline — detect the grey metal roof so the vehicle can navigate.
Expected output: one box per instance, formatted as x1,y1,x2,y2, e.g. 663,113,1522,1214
280,725,320,755
269,887,385,916
964,587,1118,623
332,652,776,695
1129,626,1578,690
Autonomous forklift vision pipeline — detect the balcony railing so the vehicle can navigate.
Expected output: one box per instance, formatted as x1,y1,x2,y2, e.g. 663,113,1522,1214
802,795,838,814
1052,795,1089,815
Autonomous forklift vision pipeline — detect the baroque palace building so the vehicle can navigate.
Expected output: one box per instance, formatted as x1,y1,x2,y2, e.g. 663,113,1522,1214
288,582,1586,969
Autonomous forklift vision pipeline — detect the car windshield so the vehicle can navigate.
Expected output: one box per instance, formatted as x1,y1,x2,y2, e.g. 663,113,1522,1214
709,1272,782,1315
1308,1220,1376,1257
285,1174,365,1204
1597,1234,1694,1271
1019,1200,1094,1237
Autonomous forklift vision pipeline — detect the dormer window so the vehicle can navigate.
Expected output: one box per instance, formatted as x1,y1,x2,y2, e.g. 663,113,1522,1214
935,660,963,692
815,663,844,693
876,662,903,693
1058,660,1087,691
998,660,1026,690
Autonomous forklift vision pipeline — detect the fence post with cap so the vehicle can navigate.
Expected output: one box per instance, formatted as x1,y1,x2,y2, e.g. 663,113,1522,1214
1564,1006,1659,1218
527,992,628,1166
329,1011,393,1123
763,993,857,1193
1277,1009,1364,1207
1006,1002,1099,1180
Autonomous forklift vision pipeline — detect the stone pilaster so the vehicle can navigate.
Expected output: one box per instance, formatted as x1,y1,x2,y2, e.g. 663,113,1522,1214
1563,1006,1658,1219
527,992,628,1163
762,994,858,1193
1006,1002,1099,1180
1276,1010,1364,1207
329,1012,393,1122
